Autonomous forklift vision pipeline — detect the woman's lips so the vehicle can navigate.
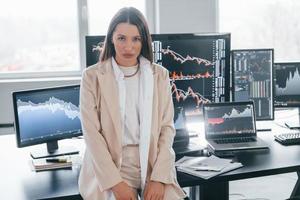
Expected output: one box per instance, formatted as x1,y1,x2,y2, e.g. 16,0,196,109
123,53,135,58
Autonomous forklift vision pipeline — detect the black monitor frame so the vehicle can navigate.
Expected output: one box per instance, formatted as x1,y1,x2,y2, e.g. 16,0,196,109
86,33,231,118
203,101,257,139
151,33,231,102
85,35,105,67
231,48,274,121
12,84,82,158
274,62,300,108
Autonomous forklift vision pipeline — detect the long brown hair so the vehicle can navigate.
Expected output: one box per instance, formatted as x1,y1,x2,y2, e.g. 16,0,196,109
100,7,153,63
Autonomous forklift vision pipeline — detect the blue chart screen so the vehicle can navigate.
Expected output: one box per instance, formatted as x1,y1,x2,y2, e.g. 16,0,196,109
16,87,81,142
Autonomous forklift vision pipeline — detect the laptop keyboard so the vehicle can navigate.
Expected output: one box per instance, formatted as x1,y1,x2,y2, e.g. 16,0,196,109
215,137,257,144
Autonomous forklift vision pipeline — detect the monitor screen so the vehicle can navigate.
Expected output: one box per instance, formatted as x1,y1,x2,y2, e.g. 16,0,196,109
152,33,231,121
274,62,300,107
174,106,186,130
203,102,256,138
12,85,82,158
232,49,274,120
86,33,231,121
85,35,105,67
173,106,189,147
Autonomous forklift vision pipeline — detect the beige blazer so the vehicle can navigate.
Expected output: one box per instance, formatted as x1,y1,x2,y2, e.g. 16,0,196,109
78,58,186,200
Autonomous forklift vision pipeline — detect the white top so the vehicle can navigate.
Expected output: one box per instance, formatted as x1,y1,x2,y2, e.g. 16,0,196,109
119,64,141,146
111,56,154,189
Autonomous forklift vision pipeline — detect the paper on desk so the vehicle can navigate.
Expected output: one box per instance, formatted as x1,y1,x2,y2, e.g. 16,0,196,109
176,155,232,171
29,155,82,172
176,155,243,179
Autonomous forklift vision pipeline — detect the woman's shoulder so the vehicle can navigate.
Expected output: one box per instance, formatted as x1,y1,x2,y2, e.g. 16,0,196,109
83,59,111,77
151,62,169,79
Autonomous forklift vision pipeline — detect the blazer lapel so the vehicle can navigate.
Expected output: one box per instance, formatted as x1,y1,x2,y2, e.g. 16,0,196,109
98,60,123,143
139,57,155,191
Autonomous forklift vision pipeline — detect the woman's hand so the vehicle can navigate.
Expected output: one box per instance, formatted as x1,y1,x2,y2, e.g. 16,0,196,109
144,181,165,200
111,181,137,200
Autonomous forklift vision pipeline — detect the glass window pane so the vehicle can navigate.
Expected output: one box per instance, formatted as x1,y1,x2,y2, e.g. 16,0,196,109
219,0,300,61
0,0,80,73
87,0,145,35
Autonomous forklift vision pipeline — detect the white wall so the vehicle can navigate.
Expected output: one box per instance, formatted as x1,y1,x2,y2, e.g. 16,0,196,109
0,0,217,135
155,0,217,33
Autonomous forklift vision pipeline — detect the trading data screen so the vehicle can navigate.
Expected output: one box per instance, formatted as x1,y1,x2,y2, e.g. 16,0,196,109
152,33,231,121
232,49,274,120
204,103,255,137
275,62,300,107
86,34,231,121
13,85,81,147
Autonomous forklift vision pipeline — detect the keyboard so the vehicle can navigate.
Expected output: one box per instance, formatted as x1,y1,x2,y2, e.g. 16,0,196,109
215,137,256,144
274,132,300,145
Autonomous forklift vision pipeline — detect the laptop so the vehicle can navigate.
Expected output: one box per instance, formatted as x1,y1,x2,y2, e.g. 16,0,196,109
203,101,268,156
172,107,203,156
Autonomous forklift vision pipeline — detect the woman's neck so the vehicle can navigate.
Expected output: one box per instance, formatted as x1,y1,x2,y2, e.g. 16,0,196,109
114,56,138,67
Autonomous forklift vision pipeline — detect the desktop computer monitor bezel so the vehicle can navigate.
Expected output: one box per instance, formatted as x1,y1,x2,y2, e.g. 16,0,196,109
85,35,106,67
274,62,300,107
151,32,231,102
151,33,231,122
12,84,82,149
231,48,274,121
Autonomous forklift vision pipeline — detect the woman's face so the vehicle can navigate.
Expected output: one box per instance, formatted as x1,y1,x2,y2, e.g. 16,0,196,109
112,23,142,67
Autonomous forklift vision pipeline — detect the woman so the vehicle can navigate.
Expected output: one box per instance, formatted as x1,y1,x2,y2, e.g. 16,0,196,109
79,7,186,200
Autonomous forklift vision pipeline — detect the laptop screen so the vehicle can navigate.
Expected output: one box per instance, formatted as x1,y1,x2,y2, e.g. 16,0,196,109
203,102,256,139
174,106,186,130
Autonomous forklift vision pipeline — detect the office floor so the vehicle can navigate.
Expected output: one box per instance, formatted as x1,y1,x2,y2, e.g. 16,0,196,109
229,172,297,200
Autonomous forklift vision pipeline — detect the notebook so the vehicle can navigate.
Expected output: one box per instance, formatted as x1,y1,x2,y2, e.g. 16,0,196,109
172,107,203,156
203,101,268,156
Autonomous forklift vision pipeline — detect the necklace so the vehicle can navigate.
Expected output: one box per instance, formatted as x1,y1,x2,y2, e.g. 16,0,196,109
124,64,140,78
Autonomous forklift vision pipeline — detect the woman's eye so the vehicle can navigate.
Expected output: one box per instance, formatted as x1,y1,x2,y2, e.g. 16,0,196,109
117,37,125,41
133,37,141,42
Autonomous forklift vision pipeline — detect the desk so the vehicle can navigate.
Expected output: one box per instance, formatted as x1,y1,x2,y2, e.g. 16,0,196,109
0,135,83,200
177,131,300,200
1,129,300,200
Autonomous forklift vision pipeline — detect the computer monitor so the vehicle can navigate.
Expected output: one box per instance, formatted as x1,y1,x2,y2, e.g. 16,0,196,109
173,106,189,148
274,62,300,107
152,33,231,121
85,33,231,121
12,85,82,159
85,35,105,67
274,62,300,129
232,49,274,121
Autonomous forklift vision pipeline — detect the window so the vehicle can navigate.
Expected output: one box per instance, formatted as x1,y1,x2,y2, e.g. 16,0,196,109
0,0,145,77
218,0,300,61
0,0,81,74
87,0,145,35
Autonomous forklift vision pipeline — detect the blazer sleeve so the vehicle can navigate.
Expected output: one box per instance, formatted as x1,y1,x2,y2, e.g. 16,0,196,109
80,69,122,191
150,69,177,184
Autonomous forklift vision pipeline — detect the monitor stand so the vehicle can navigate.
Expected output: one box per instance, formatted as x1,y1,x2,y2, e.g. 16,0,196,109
30,140,79,159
